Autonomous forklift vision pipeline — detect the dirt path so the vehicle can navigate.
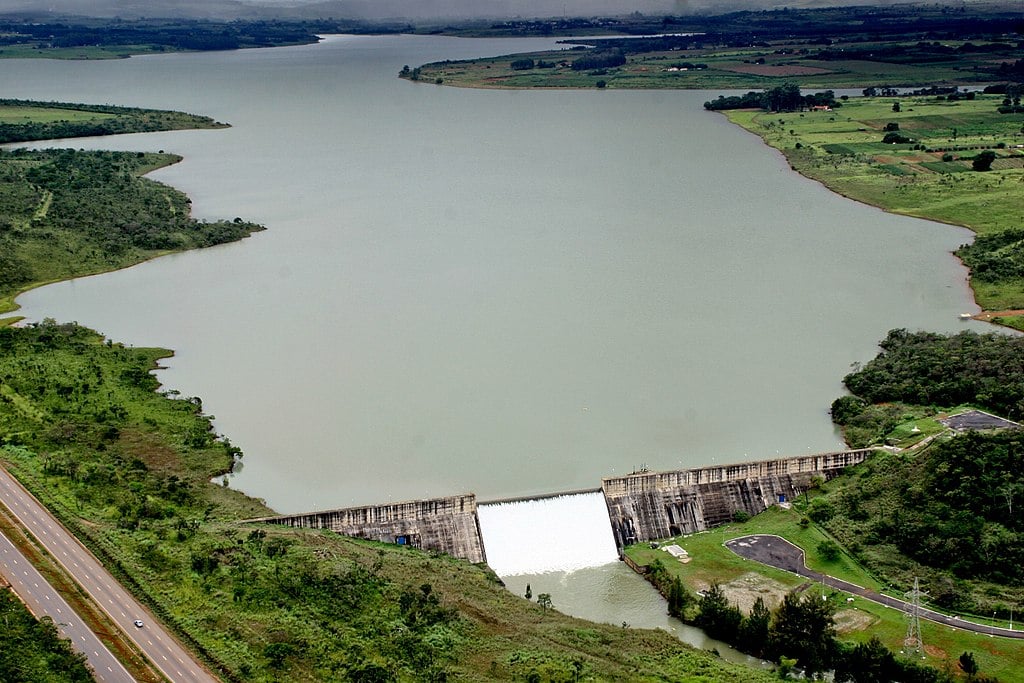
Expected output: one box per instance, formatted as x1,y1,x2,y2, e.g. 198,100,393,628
725,535,1024,640
973,310,1024,321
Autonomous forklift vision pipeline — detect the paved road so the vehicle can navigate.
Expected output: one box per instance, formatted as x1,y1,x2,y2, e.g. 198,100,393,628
0,465,219,682
725,534,1024,639
0,528,135,683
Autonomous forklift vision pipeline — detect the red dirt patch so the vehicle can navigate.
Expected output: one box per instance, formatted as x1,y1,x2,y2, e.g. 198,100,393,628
719,63,834,77
974,309,1024,321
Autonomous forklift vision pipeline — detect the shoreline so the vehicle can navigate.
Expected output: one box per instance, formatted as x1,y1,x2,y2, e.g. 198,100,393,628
717,104,1023,331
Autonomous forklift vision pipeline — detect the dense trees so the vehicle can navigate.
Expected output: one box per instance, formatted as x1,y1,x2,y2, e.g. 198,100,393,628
0,589,92,682
824,327,1024,618
972,149,997,171
704,85,837,112
681,582,952,680
957,228,1024,284
836,329,1024,423
570,49,626,71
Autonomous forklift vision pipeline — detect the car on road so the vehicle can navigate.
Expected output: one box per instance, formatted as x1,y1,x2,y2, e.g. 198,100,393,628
133,620,144,628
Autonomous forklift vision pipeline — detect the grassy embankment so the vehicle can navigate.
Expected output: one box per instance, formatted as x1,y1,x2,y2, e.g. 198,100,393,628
0,100,263,322
724,95,1024,328
0,103,777,680
407,36,1016,91
625,505,1024,682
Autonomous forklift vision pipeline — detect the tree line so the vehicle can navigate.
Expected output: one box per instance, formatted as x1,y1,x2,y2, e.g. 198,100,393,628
646,560,968,681
704,84,838,111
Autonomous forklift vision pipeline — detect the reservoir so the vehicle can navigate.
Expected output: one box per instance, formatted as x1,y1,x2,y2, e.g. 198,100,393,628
3,34,984,642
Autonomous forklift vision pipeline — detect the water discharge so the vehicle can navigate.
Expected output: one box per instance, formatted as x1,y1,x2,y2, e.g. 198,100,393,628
478,492,619,575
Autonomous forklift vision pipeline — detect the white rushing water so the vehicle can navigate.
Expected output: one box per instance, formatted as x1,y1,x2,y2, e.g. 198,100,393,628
477,492,620,575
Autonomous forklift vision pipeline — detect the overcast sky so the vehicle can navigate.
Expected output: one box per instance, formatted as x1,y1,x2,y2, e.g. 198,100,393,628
0,0,943,22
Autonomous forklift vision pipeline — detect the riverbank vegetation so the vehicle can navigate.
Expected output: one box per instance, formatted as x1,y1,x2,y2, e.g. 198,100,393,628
0,147,263,316
403,5,1023,90
0,320,776,682
722,92,1024,326
0,99,228,144
824,328,1023,601
831,328,1024,448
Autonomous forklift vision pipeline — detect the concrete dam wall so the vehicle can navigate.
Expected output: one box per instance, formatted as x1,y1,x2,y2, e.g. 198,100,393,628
245,494,487,564
601,449,873,548
246,449,873,562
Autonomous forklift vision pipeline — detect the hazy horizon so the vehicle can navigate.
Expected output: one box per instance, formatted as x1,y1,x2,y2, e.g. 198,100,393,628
0,0,989,23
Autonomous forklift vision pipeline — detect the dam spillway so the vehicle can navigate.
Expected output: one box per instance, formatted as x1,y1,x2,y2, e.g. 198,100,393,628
244,449,873,564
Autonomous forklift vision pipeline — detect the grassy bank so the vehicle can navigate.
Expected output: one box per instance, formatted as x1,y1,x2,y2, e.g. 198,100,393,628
624,506,1024,682
0,99,228,143
409,45,1004,91
723,94,1024,324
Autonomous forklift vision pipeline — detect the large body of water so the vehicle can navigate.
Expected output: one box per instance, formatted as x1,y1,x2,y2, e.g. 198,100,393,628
3,34,985,645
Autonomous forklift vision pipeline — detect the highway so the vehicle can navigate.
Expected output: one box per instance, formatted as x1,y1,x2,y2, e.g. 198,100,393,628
0,464,219,683
0,528,135,683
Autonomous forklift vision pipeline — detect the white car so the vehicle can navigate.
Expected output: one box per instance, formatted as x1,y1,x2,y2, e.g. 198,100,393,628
133,620,144,628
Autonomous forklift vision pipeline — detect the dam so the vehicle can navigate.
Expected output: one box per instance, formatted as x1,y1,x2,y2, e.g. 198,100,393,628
244,494,488,564
601,448,873,548
245,449,873,564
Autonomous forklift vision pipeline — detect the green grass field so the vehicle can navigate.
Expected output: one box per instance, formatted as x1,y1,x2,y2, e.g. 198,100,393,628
410,38,1013,91
625,506,1024,682
0,105,117,123
724,95,1024,321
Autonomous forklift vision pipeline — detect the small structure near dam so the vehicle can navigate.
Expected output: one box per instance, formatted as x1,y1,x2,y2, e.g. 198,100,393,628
244,494,487,564
601,449,873,548
245,449,873,563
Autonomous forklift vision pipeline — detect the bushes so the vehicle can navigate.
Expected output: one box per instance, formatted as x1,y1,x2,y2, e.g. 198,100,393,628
570,49,625,71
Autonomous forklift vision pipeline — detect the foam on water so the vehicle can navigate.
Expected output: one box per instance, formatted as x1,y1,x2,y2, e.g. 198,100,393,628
477,492,619,576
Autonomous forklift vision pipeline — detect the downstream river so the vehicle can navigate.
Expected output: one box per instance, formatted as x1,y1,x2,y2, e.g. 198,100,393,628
3,34,985,646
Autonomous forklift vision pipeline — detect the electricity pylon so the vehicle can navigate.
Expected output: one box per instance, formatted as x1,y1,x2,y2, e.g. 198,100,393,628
902,577,926,657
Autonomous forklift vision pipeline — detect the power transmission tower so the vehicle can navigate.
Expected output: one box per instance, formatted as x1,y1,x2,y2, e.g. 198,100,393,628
902,577,926,657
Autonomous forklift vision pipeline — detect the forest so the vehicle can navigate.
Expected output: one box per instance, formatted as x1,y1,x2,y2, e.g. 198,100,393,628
0,588,92,683
0,18,387,55
824,329,1024,618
